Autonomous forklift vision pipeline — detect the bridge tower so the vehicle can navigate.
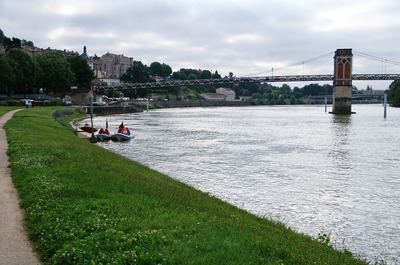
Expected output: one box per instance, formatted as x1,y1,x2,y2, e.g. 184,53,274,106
332,49,353,114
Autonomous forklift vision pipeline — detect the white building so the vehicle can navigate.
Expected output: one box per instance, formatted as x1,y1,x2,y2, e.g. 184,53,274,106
216,87,236,101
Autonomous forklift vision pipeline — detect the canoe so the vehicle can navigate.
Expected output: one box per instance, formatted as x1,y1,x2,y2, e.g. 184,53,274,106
111,133,134,141
80,126,97,133
96,133,111,141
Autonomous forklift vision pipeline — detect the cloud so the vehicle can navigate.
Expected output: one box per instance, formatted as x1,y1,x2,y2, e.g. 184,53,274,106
0,0,399,88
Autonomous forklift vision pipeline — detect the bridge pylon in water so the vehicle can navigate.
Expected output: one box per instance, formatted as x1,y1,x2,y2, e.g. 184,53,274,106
331,49,354,114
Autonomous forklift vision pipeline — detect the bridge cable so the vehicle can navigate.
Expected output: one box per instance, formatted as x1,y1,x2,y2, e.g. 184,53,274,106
242,51,333,77
353,50,400,67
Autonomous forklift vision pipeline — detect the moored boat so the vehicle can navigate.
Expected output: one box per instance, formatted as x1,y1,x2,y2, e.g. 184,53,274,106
80,125,97,133
96,133,111,141
111,133,134,141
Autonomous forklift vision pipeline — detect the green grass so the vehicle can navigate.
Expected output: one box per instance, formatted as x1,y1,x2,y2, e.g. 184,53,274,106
0,106,20,117
5,107,368,265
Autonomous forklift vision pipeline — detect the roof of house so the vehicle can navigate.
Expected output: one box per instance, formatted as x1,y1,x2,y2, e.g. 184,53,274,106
216,87,235,95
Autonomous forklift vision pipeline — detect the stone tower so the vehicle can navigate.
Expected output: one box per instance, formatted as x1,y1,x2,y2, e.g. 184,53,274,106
332,49,353,114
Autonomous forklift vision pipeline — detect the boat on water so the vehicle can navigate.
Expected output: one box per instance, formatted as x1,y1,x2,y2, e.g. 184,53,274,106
110,122,134,141
111,132,134,141
80,125,97,133
96,133,111,141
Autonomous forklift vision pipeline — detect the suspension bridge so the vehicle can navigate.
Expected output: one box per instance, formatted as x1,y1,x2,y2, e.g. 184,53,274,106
97,48,400,114
97,49,400,90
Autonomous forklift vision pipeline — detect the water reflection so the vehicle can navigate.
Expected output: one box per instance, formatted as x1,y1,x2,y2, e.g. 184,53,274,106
329,115,353,171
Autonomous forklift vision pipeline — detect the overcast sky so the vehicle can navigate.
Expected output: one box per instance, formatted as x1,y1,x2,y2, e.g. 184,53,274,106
1,0,399,88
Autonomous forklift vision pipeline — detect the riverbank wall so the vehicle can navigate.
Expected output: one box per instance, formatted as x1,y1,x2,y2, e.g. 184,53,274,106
83,105,144,115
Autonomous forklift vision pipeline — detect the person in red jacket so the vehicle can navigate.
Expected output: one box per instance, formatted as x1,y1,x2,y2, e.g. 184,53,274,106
118,122,124,133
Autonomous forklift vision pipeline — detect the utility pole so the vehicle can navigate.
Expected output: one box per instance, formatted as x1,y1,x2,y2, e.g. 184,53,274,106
271,68,274,81
89,84,97,143
384,93,387,119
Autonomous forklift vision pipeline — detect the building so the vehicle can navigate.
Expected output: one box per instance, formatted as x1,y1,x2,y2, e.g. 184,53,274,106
200,93,226,101
216,87,236,101
200,87,236,102
22,46,43,55
80,47,133,79
361,85,385,96
100,52,133,79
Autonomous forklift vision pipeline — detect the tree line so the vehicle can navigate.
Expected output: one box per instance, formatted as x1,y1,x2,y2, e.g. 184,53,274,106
120,60,222,83
0,48,94,95
120,61,172,83
389,80,400,107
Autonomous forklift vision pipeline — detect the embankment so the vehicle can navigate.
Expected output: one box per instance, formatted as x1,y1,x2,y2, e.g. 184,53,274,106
5,107,368,265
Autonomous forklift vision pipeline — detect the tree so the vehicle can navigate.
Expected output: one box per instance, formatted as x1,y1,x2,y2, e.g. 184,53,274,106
21,39,34,48
172,70,187,80
160,63,172,77
302,83,325,96
149,62,162,76
187,73,198,80
120,61,150,83
35,51,74,93
3,37,21,50
200,70,212,79
149,62,172,78
0,55,15,95
212,70,221,79
67,55,94,88
389,80,400,107
280,84,292,96
5,48,35,93
322,84,333,95
293,87,302,98
32,57,43,90
0,29,4,44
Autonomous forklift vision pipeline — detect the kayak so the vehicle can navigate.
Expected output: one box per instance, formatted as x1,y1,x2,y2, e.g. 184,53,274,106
111,133,134,141
96,133,111,142
80,126,97,133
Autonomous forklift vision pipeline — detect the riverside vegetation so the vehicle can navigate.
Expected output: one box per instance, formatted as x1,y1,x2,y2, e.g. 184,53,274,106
4,107,369,264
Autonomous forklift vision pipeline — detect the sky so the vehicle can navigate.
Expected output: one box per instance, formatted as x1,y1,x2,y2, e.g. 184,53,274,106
1,0,399,89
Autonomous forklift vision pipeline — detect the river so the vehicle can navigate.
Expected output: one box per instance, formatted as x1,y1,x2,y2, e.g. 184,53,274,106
87,104,400,264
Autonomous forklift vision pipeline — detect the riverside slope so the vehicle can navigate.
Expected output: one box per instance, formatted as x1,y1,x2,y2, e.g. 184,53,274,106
4,107,367,265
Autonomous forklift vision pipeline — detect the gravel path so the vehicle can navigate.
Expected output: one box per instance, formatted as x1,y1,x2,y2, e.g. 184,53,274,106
0,109,41,265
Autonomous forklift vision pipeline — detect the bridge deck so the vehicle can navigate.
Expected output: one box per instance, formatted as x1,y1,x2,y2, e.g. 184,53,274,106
99,74,400,90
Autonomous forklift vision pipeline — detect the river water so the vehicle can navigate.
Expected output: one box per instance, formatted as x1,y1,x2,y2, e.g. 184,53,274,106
88,104,400,264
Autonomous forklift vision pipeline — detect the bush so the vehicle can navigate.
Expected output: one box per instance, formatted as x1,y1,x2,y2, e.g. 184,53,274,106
3,99,24,106
50,98,62,106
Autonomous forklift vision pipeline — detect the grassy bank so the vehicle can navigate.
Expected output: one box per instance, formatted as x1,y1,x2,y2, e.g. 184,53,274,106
6,107,367,265
0,106,20,117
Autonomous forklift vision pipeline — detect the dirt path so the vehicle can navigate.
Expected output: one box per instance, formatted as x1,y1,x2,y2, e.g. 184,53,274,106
0,109,41,265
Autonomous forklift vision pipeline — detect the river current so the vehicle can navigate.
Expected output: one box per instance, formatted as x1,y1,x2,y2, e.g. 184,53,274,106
88,104,400,264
